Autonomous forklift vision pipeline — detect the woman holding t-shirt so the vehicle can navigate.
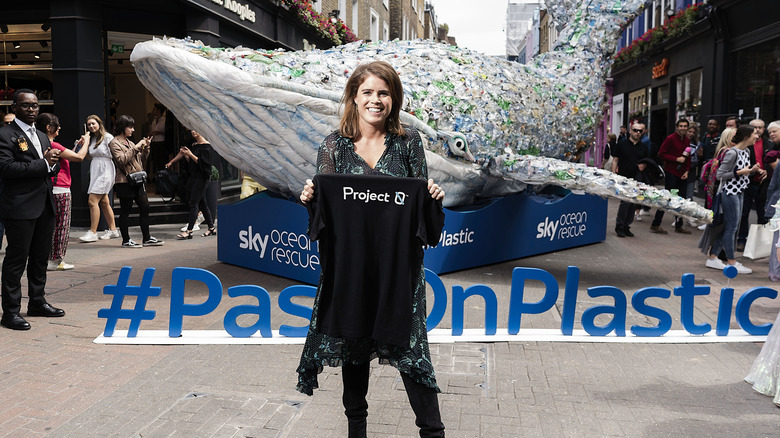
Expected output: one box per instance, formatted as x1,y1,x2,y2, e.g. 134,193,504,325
298,61,445,438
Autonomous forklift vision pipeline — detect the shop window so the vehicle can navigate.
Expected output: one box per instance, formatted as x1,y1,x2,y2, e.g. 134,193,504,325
0,24,53,113
733,38,779,123
652,84,669,106
674,69,702,124
628,88,648,121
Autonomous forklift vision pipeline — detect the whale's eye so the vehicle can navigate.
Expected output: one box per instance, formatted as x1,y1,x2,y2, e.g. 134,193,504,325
453,135,466,152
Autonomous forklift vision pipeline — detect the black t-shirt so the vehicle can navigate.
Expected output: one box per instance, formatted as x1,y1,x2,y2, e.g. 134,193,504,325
612,138,649,178
307,173,444,347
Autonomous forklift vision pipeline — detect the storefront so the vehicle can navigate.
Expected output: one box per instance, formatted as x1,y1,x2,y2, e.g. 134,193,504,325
2,0,334,226
609,0,780,152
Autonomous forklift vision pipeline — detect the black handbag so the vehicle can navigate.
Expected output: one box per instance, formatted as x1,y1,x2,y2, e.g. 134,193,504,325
126,170,148,186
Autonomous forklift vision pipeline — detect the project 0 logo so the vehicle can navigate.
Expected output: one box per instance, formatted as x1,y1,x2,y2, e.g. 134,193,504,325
342,186,408,205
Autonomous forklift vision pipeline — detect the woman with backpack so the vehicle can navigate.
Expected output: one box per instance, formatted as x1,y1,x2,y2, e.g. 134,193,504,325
704,125,760,274
700,128,736,209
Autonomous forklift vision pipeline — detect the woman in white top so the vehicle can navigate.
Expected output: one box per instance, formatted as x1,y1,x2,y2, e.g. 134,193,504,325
78,115,119,242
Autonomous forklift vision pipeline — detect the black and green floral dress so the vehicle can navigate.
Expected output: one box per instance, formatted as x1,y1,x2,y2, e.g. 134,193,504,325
296,126,440,396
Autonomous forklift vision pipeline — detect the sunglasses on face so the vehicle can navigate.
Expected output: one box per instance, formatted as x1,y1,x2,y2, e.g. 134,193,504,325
632,129,642,133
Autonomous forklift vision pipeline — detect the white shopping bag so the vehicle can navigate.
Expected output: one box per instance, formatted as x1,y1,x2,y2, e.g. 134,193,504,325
744,223,773,260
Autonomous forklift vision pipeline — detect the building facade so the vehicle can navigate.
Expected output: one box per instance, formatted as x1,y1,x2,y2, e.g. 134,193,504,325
1,0,339,226
389,0,424,41
610,0,780,150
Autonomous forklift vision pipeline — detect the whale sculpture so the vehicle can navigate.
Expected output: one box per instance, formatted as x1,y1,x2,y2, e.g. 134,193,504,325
129,0,711,222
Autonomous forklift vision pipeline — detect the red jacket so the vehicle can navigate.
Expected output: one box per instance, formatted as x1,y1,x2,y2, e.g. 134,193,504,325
657,132,691,178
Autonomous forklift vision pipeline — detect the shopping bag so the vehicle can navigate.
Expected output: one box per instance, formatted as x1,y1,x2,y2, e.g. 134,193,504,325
744,223,773,259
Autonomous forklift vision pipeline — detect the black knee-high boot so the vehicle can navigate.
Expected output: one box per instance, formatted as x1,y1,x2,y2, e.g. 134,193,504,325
342,362,370,438
401,373,445,437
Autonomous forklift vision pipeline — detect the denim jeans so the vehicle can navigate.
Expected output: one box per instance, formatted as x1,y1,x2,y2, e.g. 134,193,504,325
710,192,744,260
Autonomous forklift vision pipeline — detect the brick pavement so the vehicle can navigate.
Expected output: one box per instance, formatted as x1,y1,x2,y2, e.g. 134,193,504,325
0,197,778,437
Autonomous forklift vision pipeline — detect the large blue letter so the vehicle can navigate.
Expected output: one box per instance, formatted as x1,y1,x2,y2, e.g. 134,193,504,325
581,286,627,336
451,285,497,336
278,285,317,337
223,285,272,337
169,267,223,337
630,287,672,337
425,269,448,332
507,267,559,335
673,273,711,335
736,287,778,336
560,266,580,335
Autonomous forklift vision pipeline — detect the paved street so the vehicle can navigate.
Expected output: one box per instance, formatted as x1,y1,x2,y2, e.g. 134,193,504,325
0,197,778,437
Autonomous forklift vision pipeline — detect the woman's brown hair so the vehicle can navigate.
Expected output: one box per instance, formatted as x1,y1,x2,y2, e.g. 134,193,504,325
86,114,107,146
339,61,405,139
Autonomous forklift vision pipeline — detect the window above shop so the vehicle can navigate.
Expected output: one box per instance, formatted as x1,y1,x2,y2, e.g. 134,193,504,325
0,23,52,69
0,23,53,107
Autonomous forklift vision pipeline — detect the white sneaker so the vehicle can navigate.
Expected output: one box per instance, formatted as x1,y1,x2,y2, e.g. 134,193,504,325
99,229,121,240
705,258,726,270
79,230,98,242
58,261,75,270
697,224,707,230
196,212,205,226
180,223,201,232
731,262,752,274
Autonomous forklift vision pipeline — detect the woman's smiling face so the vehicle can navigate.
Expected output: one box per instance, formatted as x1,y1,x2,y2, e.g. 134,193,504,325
354,73,392,130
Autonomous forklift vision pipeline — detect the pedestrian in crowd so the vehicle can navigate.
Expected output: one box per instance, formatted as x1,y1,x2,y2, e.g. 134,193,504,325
725,116,739,129
2,113,13,125
36,113,88,271
704,124,760,274
650,118,692,234
618,125,628,143
737,119,774,251
698,119,721,195
762,148,780,282
167,129,217,239
602,133,616,170
612,122,648,237
79,115,120,242
297,60,446,437
685,123,700,201
769,120,780,146
699,119,721,163
0,89,65,330
108,115,164,248
148,103,169,182
702,128,737,209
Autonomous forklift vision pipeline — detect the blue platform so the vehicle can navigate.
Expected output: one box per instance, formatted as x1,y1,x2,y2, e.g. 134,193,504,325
217,190,607,285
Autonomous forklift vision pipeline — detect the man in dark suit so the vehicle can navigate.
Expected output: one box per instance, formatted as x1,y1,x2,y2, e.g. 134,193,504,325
0,89,65,330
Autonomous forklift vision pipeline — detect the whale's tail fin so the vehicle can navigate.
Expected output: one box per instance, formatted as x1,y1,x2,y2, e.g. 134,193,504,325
546,0,652,58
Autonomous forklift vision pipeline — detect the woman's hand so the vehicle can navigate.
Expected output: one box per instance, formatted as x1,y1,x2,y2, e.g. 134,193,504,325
428,178,445,200
300,179,315,204
139,136,152,149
